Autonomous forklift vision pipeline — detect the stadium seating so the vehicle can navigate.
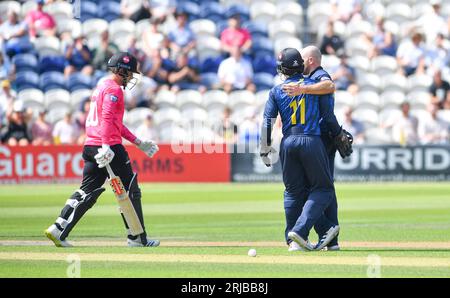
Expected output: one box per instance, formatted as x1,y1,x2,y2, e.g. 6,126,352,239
253,72,274,91
70,89,92,110
34,36,61,57
56,18,82,38
79,1,98,22
44,1,73,21
44,89,71,111
13,54,38,73
200,1,226,23
252,54,277,75
17,88,45,111
0,1,20,16
177,90,203,111
67,73,94,92
40,71,66,92
4,0,450,146
38,55,66,73
15,71,40,92
98,1,121,22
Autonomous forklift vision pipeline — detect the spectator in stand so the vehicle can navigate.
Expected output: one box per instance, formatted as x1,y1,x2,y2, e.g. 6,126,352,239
217,46,255,94
92,30,119,72
135,114,159,142
383,102,418,146
365,17,397,59
220,15,252,55
0,80,15,130
396,31,426,77
0,10,32,58
418,103,449,144
31,109,53,145
341,106,364,144
52,112,77,145
141,18,165,56
168,53,205,93
121,0,151,23
145,48,170,89
429,70,450,107
331,0,362,23
64,35,93,77
214,107,238,144
329,53,357,94
0,79,16,104
410,0,447,45
167,10,196,57
26,0,56,39
1,101,30,146
425,33,449,76
319,21,344,56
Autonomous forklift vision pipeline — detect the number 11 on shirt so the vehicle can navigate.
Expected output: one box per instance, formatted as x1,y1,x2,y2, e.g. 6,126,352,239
289,97,306,125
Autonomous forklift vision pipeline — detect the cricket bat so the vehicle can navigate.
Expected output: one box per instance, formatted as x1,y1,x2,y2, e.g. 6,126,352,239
106,164,144,236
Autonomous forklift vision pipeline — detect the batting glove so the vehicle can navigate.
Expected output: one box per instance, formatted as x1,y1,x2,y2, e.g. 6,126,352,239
260,145,277,167
95,144,115,168
135,138,159,158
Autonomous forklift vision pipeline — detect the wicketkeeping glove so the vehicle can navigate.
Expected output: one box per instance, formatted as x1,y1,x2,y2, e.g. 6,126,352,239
260,145,277,167
136,138,159,158
95,144,115,168
334,129,353,159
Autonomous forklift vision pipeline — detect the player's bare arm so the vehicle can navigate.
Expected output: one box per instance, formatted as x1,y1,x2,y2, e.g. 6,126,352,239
282,79,335,97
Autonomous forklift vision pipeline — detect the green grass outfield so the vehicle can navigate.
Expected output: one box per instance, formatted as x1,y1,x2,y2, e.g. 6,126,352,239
0,183,450,278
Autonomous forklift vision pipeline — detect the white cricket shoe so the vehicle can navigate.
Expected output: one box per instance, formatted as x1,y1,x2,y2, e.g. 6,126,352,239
287,231,314,251
324,244,340,251
127,237,160,247
288,241,306,252
315,226,340,251
44,224,73,247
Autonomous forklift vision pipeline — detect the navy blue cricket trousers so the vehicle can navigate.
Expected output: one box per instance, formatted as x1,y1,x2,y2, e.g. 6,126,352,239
280,134,335,241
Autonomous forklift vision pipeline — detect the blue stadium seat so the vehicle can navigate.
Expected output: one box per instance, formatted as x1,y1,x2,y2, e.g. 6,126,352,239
200,1,226,23
200,72,220,89
93,70,107,84
40,71,66,92
12,54,38,73
98,1,121,22
39,55,66,73
252,54,277,75
251,36,274,57
4,38,34,58
90,0,120,3
177,0,201,4
68,72,93,92
14,71,40,92
242,21,268,39
215,20,229,37
177,1,201,21
79,1,98,22
253,72,274,91
200,56,223,73
225,4,250,22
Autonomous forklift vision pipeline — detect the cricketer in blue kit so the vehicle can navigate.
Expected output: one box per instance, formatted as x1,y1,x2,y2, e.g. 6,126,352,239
260,48,352,251
282,46,354,251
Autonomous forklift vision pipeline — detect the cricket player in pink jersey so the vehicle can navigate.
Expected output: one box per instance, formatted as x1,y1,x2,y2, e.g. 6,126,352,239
45,52,160,247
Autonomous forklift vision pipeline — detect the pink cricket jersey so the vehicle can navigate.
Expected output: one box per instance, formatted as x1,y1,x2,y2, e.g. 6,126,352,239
85,78,137,146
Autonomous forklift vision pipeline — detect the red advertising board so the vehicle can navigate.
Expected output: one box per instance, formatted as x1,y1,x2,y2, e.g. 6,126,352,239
0,145,230,184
